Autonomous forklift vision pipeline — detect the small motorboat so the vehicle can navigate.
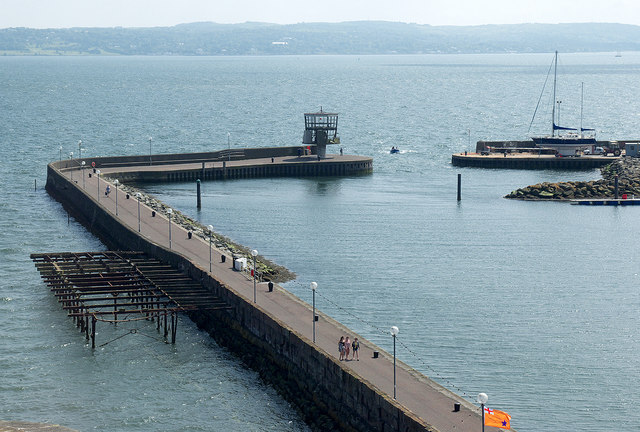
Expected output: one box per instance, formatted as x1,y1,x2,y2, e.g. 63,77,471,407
390,147,400,154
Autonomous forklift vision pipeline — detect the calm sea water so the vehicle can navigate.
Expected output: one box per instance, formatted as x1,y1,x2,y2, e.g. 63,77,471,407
2,53,640,431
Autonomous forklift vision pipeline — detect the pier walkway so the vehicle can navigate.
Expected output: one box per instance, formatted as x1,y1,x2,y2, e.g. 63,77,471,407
56,156,503,432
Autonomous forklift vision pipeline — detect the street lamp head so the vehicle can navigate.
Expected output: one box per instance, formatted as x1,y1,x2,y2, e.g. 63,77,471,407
136,192,141,198
114,179,119,186
390,326,399,336
81,161,85,166
310,281,317,291
251,249,258,257
166,208,173,215
96,169,100,175
207,224,214,232
149,136,152,142
69,152,73,157
477,393,488,404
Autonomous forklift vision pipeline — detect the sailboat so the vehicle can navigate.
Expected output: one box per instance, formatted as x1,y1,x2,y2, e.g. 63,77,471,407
531,51,596,156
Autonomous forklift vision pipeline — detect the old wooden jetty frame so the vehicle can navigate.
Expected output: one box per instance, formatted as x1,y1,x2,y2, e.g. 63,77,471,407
30,251,230,348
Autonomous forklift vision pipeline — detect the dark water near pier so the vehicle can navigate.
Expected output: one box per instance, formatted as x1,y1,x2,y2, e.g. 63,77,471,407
2,53,640,431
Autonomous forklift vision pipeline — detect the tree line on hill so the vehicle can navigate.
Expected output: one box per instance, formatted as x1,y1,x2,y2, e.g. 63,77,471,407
2,21,640,56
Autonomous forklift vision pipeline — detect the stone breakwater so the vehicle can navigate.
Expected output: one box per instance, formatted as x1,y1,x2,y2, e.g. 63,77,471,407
505,158,640,200
113,180,296,283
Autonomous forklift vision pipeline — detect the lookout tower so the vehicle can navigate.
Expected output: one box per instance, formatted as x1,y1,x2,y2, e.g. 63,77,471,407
302,109,340,158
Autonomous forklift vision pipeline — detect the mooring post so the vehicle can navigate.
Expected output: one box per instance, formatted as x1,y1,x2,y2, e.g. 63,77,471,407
457,173,462,201
156,301,161,331
196,179,201,209
85,315,89,340
171,312,177,344
34,179,37,191
164,310,168,338
615,175,619,199
91,316,96,349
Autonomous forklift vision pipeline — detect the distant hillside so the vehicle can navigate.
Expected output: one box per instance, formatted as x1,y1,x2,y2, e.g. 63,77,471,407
2,21,640,55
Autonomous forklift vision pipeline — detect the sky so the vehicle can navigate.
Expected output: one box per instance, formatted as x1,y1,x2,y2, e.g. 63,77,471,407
2,0,640,29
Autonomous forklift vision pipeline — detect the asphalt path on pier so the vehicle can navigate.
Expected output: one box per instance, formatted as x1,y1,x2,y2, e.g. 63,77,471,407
61,160,505,432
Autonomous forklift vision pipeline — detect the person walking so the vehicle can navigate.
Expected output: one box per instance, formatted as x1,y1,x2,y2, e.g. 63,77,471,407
338,336,345,361
351,337,360,361
344,336,351,361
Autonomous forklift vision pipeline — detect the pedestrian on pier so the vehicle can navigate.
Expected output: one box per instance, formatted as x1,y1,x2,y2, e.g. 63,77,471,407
344,336,351,360
338,336,345,361
351,337,360,361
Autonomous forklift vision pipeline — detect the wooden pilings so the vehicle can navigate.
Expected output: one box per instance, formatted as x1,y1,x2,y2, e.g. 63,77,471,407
30,251,229,348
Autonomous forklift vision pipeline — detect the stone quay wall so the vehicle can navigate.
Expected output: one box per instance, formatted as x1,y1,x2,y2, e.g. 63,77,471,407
56,146,373,183
45,162,430,432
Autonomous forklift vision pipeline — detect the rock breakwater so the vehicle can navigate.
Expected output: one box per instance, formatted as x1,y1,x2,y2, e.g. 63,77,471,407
505,157,640,200
112,180,296,282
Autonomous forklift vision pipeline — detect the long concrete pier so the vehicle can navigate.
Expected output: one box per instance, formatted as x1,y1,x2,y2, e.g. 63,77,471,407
46,147,507,432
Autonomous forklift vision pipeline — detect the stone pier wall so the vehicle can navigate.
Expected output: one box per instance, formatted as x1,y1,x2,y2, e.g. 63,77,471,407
45,164,431,432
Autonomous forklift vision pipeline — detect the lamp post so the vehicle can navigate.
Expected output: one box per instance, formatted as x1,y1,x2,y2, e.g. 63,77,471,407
78,140,82,159
310,282,317,343
477,393,488,432
59,146,62,162
207,224,214,273
136,193,142,232
227,132,231,162
251,249,258,303
96,169,101,202
113,179,119,216
69,152,73,181
167,208,173,249
391,325,399,400
81,161,86,188
149,136,153,165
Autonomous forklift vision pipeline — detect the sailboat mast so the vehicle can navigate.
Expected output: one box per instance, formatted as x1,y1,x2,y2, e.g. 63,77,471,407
580,82,584,137
551,50,558,136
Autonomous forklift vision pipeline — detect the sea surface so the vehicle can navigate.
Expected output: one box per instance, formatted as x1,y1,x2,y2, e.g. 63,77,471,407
2,53,640,431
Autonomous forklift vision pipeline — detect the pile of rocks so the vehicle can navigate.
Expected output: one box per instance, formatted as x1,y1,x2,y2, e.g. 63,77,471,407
505,157,640,200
